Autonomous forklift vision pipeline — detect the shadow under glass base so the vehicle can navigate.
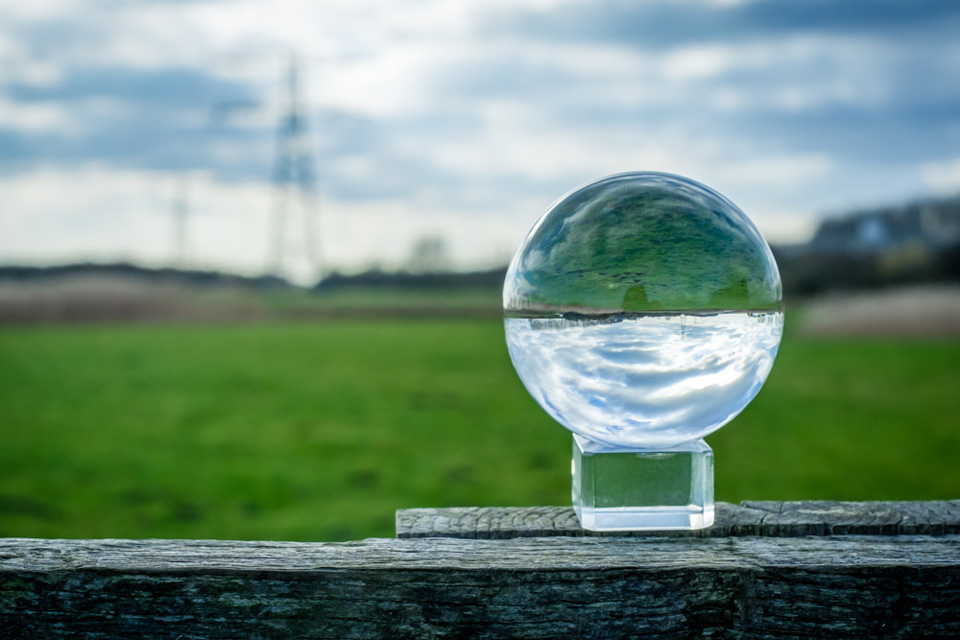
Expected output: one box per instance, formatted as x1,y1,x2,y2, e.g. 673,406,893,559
572,435,714,531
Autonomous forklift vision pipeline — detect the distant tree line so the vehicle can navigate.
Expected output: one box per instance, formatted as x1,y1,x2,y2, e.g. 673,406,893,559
3,193,959,296
773,242,960,295
0,263,290,290
4,248,959,297
315,267,508,290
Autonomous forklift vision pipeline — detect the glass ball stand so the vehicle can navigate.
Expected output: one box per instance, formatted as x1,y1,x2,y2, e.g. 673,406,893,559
572,436,714,531
503,172,783,532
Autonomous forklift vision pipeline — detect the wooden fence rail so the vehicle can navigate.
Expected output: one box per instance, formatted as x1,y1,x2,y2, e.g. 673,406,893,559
2,501,960,638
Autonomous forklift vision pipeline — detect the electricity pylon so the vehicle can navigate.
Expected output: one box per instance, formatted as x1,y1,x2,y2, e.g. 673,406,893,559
269,54,321,282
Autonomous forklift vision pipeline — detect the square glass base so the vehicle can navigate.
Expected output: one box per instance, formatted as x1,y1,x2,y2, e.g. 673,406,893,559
572,435,714,531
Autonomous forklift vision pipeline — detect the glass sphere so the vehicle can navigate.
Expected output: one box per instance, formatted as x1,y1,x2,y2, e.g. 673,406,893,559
504,172,783,449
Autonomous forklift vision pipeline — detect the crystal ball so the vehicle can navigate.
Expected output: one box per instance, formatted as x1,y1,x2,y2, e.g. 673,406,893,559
504,172,783,449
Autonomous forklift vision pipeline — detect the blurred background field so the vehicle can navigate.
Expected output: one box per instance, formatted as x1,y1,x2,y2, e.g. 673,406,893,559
1,284,959,542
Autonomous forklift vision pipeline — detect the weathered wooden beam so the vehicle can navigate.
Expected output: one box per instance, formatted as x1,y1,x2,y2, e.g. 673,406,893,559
396,500,960,538
2,534,960,639
3,501,960,638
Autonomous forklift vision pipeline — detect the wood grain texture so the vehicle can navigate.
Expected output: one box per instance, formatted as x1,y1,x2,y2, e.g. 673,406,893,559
395,501,960,539
2,534,960,639
4,501,960,638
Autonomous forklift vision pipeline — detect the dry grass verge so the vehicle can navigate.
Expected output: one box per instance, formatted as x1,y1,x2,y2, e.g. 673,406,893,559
798,285,960,337
0,275,267,325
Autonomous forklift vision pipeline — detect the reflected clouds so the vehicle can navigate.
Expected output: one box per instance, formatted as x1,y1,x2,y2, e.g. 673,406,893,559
505,312,782,449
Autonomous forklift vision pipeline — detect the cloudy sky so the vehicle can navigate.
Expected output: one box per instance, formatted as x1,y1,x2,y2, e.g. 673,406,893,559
2,0,959,281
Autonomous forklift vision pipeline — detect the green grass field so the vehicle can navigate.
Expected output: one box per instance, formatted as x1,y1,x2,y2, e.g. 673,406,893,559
1,318,959,541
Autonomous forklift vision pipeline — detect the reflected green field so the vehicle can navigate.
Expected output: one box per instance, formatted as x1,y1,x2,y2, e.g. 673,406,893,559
1,319,958,541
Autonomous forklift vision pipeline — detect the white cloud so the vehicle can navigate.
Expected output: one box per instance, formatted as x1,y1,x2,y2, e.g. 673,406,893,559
0,0,79,22
717,153,833,187
921,158,960,194
1,59,63,87
0,98,73,132
662,45,738,80
661,36,894,113
0,166,270,272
